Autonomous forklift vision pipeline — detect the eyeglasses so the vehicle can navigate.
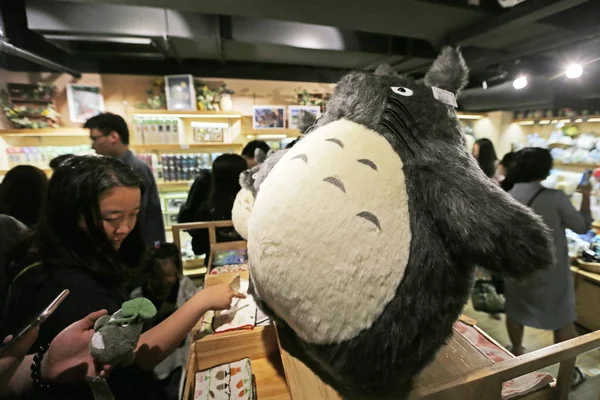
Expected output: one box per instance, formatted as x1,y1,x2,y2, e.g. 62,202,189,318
89,134,106,142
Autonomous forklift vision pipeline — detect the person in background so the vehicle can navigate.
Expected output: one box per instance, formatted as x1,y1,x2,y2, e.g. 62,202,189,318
472,139,503,319
131,242,197,400
0,215,28,315
84,113,165,246
505,147,590,387
0,165,48,228
495,152,517,191
1,310,111,396
49,154,75,171
2,156,243,399
191,154,247,257
241,140,271,168
472,138,498,179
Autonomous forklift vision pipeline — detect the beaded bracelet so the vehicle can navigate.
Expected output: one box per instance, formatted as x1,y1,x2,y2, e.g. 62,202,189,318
30,343,53,391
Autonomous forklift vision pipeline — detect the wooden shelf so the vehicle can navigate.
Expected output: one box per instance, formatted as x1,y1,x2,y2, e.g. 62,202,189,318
0,128,88,137
131,143,242,152
553,161,598,172
157,180,193,189
245,128,300,138
514,116,600,125
131,109,242,119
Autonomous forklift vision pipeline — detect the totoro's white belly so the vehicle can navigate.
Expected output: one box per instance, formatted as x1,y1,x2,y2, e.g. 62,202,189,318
248,119,412,345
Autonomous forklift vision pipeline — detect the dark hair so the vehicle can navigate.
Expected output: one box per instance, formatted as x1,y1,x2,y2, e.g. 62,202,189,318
206,154,247,219
500,152,516,168
508,148,553,184
144,242,182,275
84,113,130,145
474,138,498,178
34,155,145,282
0,165,48,227
49,154,75,171
241,140,271,159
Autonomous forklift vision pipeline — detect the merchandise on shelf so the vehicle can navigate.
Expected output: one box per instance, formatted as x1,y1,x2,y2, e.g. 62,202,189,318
5,145,91,169
139,153,211,182
192,124,226,143
132,117,180,144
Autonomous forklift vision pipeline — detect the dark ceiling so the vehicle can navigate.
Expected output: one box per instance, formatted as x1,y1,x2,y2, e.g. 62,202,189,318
2,0,600,111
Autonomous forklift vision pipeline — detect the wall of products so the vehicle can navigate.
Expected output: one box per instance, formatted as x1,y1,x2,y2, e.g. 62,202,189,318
4,145,91,169
139,152,220,182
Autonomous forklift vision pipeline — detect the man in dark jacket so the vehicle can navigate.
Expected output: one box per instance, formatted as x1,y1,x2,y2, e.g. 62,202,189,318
85,113,165,246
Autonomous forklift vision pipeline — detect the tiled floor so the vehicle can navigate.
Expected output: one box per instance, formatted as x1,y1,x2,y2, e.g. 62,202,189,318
462,301,600,400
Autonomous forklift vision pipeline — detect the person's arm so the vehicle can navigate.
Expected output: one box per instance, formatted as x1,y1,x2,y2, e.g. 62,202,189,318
1,310,110,396
0,326,39,395
134,283,244,371
558,189,593,234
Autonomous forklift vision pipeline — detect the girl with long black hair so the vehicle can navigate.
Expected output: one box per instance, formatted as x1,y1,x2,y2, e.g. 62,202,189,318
2,155,242,399
191,154,247,256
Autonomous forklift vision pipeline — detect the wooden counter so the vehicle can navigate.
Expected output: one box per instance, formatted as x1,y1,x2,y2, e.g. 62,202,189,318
571,266,600,331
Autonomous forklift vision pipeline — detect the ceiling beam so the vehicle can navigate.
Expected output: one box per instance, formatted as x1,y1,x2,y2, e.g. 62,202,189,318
445,0,590,46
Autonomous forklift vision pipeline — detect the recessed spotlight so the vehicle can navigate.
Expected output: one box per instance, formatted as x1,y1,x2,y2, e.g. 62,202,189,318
566,63,583,79
513,76,528,90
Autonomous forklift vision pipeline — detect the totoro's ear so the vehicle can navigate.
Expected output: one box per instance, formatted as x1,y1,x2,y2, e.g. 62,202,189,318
374,63,396,77
424,47,469,93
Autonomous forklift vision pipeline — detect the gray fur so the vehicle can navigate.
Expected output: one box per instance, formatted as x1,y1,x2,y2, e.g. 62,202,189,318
374,63,396,77
248,47,553,395
239,149,289,197
298,109,318,134
424,46,469,93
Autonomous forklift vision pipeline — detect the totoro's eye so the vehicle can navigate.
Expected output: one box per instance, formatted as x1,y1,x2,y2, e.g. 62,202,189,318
391,87,413,97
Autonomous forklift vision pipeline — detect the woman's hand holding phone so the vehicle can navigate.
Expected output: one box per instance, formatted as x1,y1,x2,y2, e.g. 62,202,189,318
42,309,113,383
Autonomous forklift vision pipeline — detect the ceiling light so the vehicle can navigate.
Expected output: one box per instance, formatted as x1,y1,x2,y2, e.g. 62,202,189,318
482,81,488,90
513,76,528,90
566,63,583,79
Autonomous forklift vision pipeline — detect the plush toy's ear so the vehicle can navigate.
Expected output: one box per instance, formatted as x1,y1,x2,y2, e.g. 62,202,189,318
374,63,396,77
298,110,318,134
94,315,110,331
424,46,469,93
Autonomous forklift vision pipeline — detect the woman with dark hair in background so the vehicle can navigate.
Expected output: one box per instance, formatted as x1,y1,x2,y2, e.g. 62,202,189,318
2,156,242,399
0,165,48,227
472,138,498,179
191,154,247,257
505,147,590,386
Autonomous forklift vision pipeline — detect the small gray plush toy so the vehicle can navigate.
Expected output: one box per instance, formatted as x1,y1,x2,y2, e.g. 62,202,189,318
90,298,157,366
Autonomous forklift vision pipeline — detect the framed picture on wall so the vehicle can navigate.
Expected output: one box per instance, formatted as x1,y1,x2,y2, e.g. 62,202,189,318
165,75,197,111
288,105,321,129
66,84,105,123
252,106,286,129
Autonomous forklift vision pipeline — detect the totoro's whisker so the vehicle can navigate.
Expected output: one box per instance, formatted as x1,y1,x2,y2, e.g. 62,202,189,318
357,211,381,231
388,97,423,139
379,120,414,156
385,106,423,148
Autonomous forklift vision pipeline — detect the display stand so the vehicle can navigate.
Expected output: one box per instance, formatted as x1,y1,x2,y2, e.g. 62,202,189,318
571,265,600,331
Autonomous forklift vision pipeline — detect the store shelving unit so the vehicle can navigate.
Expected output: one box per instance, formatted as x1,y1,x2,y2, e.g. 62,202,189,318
0,128,88,137
131,143,243,152
130,110,242,119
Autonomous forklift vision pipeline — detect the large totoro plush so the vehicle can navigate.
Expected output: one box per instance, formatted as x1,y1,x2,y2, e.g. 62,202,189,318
235,47,554,394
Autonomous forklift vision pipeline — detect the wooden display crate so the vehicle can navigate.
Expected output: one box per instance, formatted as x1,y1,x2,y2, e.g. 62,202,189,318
183,325,290,400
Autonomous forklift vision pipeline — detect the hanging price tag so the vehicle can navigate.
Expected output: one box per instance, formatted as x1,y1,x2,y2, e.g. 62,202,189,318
432,87,458,108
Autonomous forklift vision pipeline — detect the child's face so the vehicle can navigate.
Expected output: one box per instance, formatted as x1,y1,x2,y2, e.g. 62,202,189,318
152,258,178,296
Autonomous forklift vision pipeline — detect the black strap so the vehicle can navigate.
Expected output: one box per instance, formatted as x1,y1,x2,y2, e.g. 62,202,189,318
526,187,546,207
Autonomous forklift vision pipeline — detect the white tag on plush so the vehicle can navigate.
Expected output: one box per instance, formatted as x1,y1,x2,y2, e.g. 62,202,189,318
432,87,458,108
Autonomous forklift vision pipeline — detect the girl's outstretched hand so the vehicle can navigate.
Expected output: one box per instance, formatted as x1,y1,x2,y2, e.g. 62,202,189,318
200,283,246,311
